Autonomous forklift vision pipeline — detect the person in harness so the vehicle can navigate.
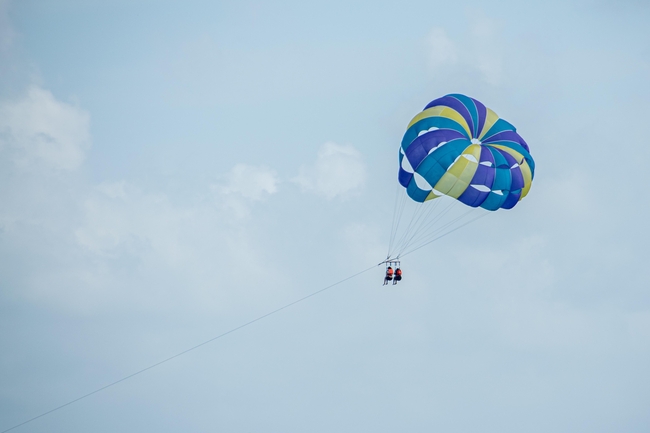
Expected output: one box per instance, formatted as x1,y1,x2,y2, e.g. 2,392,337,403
393,268,402,285
383,266,394,285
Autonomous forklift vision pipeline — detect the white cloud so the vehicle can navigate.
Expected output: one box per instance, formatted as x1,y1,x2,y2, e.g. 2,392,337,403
68,179,276,313
217,163,279,201
293,142,367,200
212,163,280,219
75,182,188,259
0,86,90,170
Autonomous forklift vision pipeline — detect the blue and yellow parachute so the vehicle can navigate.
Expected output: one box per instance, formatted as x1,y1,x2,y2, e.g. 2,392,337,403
398,94,535,211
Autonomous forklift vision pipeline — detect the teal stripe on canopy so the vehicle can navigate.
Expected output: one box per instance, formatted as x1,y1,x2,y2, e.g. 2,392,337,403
481,190,509,210
417,139,469,186
486,147,512,191
482,118,516,141
406,177,432,202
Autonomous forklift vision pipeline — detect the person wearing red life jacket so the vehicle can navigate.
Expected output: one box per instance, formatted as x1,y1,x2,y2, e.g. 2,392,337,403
383,266,394,285
393,268,402,285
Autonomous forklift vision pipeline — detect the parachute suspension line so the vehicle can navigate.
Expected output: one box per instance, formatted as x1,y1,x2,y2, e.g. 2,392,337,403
390,204,419,257
388,194,488,260
391,201,433,257
391,197,459,258
387,187,411,259
400,212,490,258
403,208,476,254
393,198,455,256
0,265,377,433
390,197,431,258
400,200,467,252
386,182,406,259
386,182,400,258
392,189,409,251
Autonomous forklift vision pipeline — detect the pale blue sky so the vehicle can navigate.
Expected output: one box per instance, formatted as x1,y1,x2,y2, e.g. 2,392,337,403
1,0,650,432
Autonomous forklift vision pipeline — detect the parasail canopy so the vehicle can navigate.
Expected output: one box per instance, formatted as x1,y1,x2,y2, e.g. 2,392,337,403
398,94,535,211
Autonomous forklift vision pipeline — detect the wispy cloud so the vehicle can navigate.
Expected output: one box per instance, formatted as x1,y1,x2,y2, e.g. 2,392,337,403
427,28,458,70
0,86,91,170
427,10,503,86
467,9,503,86
293,142,366,200
217,163,279,201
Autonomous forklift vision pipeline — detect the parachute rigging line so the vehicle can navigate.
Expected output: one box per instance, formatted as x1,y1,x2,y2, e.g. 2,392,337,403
386,182,401,258
397,197,446,251
400,211,490,258
390,197,436,257
401,207,476,255
387,182,408,258
0,265,376,433
391,198,454,257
